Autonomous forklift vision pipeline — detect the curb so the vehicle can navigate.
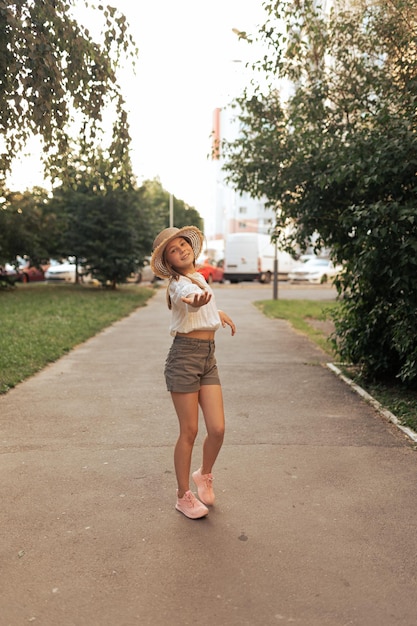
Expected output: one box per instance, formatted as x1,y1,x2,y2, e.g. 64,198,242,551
326,362,417,444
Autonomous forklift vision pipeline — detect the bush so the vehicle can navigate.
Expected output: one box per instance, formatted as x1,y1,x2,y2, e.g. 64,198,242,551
333,202,417,385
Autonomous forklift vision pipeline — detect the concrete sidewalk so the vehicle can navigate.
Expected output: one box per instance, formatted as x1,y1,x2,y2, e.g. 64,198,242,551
1,285,416,626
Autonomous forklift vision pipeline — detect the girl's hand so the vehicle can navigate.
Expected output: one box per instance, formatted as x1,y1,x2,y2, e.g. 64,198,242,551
181,290,212,307
219,310,236,336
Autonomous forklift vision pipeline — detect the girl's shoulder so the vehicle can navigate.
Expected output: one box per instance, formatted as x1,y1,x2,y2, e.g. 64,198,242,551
189,271,207,285
169,274,191,289
168,274,193,296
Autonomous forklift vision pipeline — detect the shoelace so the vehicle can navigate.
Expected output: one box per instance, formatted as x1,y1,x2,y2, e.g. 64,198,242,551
203,474,214,488
184,491,197,506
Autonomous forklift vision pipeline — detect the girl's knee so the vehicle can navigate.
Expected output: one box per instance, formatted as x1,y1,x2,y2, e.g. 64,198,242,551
208,426,225,443
179,427,198,445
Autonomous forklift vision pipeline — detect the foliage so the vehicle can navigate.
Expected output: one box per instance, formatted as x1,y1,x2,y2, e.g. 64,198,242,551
0,283,154,393
170,196,204,232
0,0,137,183
75,191,150,288
44,134,150,287
138,178,204,234
45,174,203,287
0,186,52,263
223,0,417,384
1,172,203,287
0,2,204,288
332,201,417,383
364,380,417,434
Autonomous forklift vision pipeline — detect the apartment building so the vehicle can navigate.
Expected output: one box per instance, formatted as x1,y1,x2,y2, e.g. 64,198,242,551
209,106,275,241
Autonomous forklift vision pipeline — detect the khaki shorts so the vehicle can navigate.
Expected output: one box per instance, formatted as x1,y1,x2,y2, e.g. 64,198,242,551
164,336,220,393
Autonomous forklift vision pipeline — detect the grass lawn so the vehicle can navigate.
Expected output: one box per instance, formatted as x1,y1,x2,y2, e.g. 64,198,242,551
255,298,339,356
255,298,417,437
0,282,155,394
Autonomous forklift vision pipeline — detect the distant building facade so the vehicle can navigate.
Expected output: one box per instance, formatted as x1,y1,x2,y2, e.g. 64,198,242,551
209,107,275,240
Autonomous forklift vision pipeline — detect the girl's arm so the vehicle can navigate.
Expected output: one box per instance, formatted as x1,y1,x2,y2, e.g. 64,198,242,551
218,310,236,336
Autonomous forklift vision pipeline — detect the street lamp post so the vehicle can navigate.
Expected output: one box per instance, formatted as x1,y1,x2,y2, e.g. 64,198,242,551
169,194,174,228
273,237,278,300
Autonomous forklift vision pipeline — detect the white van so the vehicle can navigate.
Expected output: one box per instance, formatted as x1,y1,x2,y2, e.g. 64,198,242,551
223,232,303,283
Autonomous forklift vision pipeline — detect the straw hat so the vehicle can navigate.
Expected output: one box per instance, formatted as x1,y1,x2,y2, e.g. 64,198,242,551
150,226,204,279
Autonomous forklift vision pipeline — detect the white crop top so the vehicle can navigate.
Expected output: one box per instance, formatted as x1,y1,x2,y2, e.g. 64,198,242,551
168,273,221,337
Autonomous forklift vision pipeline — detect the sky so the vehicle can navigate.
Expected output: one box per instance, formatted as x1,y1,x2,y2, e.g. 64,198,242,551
7,0,268,235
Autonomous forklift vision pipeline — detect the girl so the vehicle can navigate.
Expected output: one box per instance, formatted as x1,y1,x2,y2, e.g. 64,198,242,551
150,226,236,519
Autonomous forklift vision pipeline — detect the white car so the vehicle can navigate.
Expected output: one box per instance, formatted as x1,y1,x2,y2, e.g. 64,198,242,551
44,261,78,282
44,260,93,283
288,258,343,284
135,257,158,283
45,261,98,285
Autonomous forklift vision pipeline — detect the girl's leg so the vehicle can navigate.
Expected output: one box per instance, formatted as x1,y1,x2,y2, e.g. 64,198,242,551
198,384,225,474
171,391,199,498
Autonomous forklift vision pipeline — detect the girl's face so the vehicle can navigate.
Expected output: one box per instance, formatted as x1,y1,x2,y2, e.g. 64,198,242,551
164,237,195,273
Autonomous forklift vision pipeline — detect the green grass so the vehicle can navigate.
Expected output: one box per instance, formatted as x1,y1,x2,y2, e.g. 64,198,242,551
339,372,417,435
255,298,417,436
0,283,155,393
255,298,340,356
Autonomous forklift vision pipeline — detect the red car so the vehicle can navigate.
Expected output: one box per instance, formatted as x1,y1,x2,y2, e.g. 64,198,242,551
196,259,224,284
17,260,49,283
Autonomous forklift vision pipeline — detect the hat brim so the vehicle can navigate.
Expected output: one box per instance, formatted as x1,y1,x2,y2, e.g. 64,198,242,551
150,226,204,279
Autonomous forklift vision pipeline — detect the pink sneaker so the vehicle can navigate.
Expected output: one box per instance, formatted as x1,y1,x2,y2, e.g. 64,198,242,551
192,468,215,505
175,490,209,519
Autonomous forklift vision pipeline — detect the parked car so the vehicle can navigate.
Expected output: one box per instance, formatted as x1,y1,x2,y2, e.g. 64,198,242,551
288,258,343,284
44,260,81,283
135,257,159,284
17,259,48,283
196,258,224,284
223,232,303,283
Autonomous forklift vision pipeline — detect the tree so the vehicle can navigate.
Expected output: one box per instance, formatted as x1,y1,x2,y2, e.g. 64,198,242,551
1,171,203,288
0,186,54,263
45,130,155,288
0,0,137,184
68,189,148,289
45,167,204,288
138,178,204,234
171,196,204,232
223,0,417,384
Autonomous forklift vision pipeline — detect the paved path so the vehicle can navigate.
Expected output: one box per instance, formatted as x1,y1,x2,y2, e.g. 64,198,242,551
1,284,416,626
